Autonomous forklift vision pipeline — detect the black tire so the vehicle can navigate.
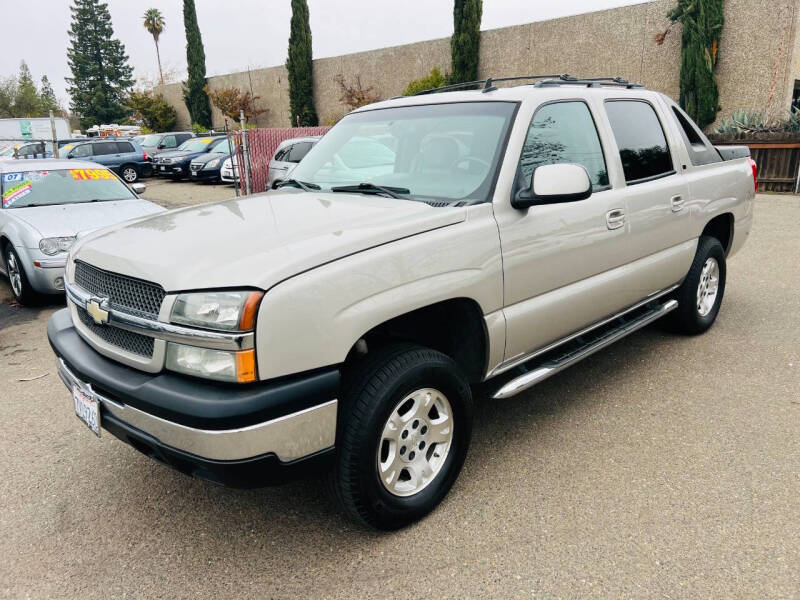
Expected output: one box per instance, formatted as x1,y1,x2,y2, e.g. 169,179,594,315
3,245,40,306
120,164,139,183
668,235,726,335
329,344,473,530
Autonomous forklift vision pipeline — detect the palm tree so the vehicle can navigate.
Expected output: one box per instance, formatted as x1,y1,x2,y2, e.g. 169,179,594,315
143,8,165,84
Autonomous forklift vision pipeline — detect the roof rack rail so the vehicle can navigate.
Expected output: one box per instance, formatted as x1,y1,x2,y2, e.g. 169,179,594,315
397,73,643,98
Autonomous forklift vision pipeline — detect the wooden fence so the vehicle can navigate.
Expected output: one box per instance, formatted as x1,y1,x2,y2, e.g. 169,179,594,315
710,135,800,193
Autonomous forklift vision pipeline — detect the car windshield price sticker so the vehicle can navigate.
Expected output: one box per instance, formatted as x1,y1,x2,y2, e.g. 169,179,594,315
2,180,32,207
69,168,113,180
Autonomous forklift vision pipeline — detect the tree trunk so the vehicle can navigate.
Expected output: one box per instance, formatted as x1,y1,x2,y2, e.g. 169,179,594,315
154,38,164,85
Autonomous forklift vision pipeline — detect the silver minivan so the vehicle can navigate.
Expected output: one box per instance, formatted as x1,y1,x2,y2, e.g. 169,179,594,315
267,136,321,189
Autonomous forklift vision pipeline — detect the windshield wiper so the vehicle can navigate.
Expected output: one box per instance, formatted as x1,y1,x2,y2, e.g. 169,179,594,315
330,182,410,199
277,179,320,192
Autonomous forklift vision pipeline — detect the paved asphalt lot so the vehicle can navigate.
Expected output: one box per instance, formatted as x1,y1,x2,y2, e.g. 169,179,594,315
0,191,798,599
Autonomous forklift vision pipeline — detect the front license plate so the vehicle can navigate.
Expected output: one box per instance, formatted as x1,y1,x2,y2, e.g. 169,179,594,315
73,386,100,437
159,166,166,171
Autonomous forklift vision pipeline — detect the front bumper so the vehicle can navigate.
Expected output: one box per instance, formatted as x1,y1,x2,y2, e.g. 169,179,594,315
155,163,188,177
190,166,222,181
48,308,339,487
25,251,66,294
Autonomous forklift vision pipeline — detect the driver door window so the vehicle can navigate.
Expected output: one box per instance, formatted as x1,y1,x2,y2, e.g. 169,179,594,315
519,101,609,191
71,144,93,158
162,135,177,148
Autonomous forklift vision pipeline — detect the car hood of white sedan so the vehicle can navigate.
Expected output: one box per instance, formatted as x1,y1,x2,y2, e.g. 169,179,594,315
72,190,467,292
12,199,165,240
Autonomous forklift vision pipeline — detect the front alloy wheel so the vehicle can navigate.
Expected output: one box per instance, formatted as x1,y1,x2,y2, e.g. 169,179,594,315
377,388,454,497
330,344,472,530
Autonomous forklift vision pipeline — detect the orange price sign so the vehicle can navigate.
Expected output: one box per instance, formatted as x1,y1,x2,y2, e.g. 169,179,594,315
69,169,113,180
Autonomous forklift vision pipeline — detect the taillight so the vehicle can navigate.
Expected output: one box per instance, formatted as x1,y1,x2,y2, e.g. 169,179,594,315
748,158,758,193
142,153,149,161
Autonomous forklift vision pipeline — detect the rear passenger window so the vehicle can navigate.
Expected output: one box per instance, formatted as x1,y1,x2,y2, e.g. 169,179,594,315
288,142,313,163
93,142,118,155
670,105,722,166
117,142,134,153
605,100,674,183
520,101,609,191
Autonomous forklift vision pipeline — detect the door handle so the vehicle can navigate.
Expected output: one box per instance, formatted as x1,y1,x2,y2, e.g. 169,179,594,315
671,195,685,212
606,208,625,230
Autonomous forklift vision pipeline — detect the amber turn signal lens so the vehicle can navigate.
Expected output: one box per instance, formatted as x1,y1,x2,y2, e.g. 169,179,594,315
235,349,257,383
238,291,264,331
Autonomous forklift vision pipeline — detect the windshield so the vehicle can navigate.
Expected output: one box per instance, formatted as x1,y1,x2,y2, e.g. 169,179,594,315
291,102,516,203
177,137,217,152
141,134,162,146
209,138,233,153
1,168,136,209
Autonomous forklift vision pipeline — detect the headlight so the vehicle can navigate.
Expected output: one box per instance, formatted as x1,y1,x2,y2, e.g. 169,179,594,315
162,157,173,164
39,236,76,255
204,158,220,169
166,343,256,383
171,290,263,331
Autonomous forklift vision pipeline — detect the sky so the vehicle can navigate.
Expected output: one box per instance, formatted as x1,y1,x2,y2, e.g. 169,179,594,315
0,0,651,106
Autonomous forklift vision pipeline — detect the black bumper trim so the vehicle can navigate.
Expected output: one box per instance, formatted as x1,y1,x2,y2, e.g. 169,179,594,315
48,308,340,430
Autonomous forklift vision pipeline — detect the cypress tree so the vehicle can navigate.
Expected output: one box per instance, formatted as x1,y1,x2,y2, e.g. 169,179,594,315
286,0,318,126
66,0,133,128
182,0,211,128
450,0,482,85
667,0,724,129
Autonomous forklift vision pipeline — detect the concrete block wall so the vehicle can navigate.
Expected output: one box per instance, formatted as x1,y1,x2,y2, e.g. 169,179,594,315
156,0,800,131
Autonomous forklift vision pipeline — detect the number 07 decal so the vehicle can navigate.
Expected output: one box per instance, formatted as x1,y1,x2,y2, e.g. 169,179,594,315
69,168,113,180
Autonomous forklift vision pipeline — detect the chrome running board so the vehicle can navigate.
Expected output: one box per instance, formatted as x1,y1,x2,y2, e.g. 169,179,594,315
493,299,678,400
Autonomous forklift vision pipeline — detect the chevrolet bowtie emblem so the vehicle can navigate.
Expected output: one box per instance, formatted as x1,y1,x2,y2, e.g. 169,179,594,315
86,298,110,325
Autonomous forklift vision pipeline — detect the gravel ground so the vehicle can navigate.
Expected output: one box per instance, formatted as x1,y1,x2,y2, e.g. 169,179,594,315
139,176,239,209
0,194,798,599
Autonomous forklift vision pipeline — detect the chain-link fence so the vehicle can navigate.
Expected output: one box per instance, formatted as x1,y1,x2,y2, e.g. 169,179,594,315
232,127,330,194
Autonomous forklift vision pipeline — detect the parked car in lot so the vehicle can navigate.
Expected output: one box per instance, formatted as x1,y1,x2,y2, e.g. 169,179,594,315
189,137,237,182
48,76,756,530
139,131,194,157
267,135,320,189
152,136,227,180
63,139,151,183
0,140,54,159
0,159,163,304
220,155,239,184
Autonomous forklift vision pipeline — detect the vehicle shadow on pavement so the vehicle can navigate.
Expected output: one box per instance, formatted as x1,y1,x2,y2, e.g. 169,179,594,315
92,323,675,551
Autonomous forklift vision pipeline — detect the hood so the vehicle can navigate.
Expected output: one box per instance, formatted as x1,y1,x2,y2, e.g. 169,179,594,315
12,199,164,240
191,151,230,164
157,149,204,161
73,190,467,292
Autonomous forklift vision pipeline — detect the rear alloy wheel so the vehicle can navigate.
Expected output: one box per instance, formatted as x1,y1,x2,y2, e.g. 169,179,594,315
121,165,139,183
329,344,473,530
4,246,40,305
668,235,726,334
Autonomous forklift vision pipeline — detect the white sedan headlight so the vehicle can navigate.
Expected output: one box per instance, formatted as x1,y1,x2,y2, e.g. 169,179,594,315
39,236,76,255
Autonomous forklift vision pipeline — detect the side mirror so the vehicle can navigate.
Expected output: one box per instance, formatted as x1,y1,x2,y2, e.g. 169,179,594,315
66,153,74,159
157,143,166,149
131,182,146,195
512,163,592,209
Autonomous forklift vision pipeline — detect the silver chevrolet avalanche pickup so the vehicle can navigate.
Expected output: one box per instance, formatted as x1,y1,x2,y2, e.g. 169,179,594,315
48,75,756,530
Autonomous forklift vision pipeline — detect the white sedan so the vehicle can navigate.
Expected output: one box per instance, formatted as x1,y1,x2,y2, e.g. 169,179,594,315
0,158,164,305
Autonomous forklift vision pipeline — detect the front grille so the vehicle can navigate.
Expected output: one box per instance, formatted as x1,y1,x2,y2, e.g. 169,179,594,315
74,261,165,320
76,307,154,358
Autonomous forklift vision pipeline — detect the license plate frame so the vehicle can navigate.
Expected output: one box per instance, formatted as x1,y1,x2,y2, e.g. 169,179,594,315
73,386,101,437
159,166,166,171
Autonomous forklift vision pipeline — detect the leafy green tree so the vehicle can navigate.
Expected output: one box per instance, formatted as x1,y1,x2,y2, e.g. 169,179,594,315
657,0,723,129
66,0,134,128
182,0,211,128
14,62,41,117
450,0,482,85
403,67,448,96
286,0,318,126
143,8,166,85
39,76,61,114
127,90,177,131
